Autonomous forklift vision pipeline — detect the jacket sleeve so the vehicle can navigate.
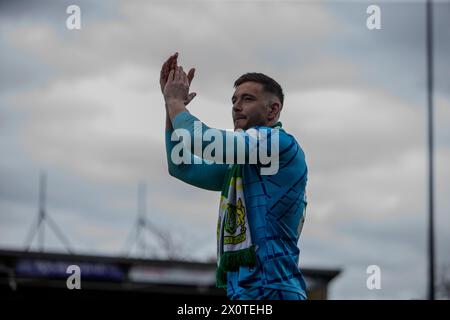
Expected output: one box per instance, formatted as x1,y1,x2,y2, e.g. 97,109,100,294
171,111,287,175
165,129,228,191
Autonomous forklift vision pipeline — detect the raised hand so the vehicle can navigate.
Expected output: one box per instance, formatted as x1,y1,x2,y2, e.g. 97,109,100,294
160,53,196,105
160,52,178,93
163,66,190,103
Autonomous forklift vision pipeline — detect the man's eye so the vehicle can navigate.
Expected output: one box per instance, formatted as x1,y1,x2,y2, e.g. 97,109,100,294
244,97,252,101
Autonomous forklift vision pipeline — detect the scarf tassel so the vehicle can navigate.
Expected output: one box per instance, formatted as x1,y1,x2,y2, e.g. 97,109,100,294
216,246,256,288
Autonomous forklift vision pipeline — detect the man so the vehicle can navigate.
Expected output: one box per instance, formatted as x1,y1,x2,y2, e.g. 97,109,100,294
160,52,308,300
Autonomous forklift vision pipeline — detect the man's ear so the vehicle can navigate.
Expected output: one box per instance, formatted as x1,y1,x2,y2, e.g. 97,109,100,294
268,101,282,121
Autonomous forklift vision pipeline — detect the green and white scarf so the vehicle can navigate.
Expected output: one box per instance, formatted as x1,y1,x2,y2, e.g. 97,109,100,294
216,164,256,288
216,122,283,288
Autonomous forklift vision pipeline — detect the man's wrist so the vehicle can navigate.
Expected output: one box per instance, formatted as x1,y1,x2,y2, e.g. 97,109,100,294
165,98,187,121
165,97,184,106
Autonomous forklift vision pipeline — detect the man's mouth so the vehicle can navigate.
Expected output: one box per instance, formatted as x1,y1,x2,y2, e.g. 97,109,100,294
234,115,246,121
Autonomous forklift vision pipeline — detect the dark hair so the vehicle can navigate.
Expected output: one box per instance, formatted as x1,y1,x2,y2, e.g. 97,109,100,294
234,73,284,106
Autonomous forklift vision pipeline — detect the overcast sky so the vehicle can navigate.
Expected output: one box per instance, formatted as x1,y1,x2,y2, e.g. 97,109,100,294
1,0,449,299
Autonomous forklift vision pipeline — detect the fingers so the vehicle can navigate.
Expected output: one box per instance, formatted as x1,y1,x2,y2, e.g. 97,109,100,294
161,52,178,79
167,68,175,83
161,52,194,85
167,64,191,89
184,92,197,106
160,58,168,75
174,66,180,82
171,52,178,70
172,66,194,85
174,66,188,83
160,53,178,92
183,68,190,86
187,68,195,85
179,66,185,82
161,53,174,74
160,62,168,86
167,66,189,84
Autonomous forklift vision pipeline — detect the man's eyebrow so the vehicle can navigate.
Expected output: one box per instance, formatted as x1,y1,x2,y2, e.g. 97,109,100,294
231,93,256,102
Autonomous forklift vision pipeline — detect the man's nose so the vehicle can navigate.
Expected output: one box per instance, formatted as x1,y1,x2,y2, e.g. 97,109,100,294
233,102,242,112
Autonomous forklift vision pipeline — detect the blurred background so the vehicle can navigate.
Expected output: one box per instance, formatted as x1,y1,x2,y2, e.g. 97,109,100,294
0,0,449,299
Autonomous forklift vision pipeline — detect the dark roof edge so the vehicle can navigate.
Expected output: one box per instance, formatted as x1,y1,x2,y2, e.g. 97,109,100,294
0,248,341,280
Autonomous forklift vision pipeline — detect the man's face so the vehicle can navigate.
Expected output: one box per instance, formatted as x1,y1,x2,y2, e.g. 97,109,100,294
231,82,270,130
